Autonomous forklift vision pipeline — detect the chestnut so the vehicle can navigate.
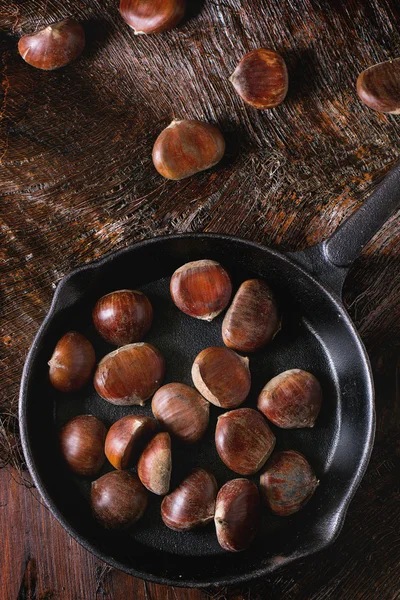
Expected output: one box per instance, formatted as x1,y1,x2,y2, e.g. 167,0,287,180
93,290,153,346
257,369,322,428
94,342,165,406
48,331,95,393
215,479,260,552
230,48,288,109
215,408,275,475
152,120,225,180
59,415,106,477
119,0,185,34
137,432,172,495
91,471,148,529
170,260,232,321
357,58,400,113
18,18,85,70
105,415,157,470
151,383,209,443
192,347,251,409
260,450,319,516
222,279,280,352
161,468,217,530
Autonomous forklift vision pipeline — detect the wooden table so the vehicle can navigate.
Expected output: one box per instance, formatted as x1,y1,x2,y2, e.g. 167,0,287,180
1,1,399,598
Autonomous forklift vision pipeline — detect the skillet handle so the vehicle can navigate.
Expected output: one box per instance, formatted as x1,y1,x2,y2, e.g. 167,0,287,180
290,161,400,296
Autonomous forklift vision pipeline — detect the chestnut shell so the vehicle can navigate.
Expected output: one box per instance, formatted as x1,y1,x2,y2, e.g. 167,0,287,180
215,408,275,475
260,450,319,516
91,471,148,529
222,279,280,352
215,479,260,552
59,415,106,477
151,383,209,443
104,415,157,470
152,120,225,180
258,369,322,428
161,468,217,530
230,48,288,109
94,342,165,406
170,260,232,321
93,289,153,346
192,346,251,408
137,432,172,495
18,18,85,70
357,58,400,114
48,331,95,393
119,0,186,34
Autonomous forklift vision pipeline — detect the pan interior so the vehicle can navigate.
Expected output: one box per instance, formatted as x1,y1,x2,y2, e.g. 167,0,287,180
21,236,373,585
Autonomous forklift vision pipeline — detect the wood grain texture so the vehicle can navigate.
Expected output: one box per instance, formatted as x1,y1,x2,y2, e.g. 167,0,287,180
0,0,399,597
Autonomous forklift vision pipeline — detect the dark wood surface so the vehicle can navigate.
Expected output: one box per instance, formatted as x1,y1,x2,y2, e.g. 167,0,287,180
1,0,399,598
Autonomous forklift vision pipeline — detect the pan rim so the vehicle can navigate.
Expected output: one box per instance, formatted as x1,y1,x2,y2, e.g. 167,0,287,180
19,232,375,588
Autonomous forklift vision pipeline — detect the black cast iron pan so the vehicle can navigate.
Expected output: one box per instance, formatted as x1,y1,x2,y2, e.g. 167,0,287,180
19,164,400,588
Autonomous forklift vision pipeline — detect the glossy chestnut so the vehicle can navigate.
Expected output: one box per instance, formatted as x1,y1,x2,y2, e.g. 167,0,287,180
170,260,232,321
357,58,400,113
230,48,288,109
48,331,95,393
161,468,217,530
94,343,165,406
257,369,322,428
152,120,225,180
215,408,275,475
152,383,209,443
260,450,319,516
222,279,280,352
93,289,153,346
18,18,85,70
215,479,260,552
137,432,172,495
192,346,251,408
119,0,185,34
105,415,157,470
91,471,148,529
59,415,106,476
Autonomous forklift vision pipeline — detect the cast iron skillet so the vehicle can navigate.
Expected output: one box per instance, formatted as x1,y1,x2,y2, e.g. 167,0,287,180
19,164,400,588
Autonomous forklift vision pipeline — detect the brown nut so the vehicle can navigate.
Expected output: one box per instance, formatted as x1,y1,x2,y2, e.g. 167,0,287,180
93,290,153,346
105,415,157,470
94,343,165,406
59,415,106,477
215,408,275,475
170,260,232,321
119,0,185,34
215,479,260,552
91,471,148,529
152,120,225,180
260,450,319,516
222,279,280,352
357,58,400,113
18,18,85,70
161,468,217,530
230,48,288,109
152,383,209,443
48,331,96,393
137,432,172,495
192,346,251,409
257,369,322,428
